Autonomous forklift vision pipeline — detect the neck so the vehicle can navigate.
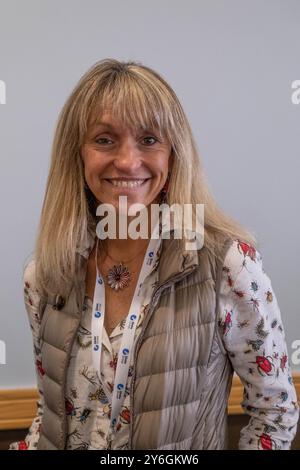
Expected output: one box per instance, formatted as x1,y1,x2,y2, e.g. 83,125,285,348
97,206,159,262
100,237,149,263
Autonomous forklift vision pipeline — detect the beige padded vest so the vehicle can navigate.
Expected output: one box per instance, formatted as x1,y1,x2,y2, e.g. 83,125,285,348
36,228,234,450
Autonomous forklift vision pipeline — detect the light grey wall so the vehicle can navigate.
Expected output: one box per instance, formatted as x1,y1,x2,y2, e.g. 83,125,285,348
0,0,299,388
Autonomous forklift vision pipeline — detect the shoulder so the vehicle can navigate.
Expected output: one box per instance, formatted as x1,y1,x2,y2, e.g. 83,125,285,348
23,259,39,302
221,238,264,294
23,258,36,286
23,259,42,324
218,238,279,332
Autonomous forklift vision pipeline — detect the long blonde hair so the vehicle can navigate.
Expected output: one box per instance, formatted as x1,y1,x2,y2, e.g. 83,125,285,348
31,58,258,300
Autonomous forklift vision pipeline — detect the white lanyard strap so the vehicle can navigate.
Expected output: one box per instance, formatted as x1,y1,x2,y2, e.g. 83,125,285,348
91,219,161,437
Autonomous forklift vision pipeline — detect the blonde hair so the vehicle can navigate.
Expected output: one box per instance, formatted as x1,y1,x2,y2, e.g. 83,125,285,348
31,58,258,300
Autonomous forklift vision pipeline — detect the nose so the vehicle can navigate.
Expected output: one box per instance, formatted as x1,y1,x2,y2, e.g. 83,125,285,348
113,138,142,173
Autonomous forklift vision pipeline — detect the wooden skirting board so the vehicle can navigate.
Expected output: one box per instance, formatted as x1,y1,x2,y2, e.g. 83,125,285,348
0,373,299,430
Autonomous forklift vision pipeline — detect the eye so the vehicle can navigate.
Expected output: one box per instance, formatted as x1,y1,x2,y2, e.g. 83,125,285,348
142,136,158,145
95,137,113,145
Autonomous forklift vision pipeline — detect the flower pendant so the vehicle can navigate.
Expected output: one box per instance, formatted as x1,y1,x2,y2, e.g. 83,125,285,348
107,263,131,291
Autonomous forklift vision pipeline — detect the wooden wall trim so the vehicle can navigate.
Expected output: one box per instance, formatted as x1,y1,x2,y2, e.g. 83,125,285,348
0,373,299,430
0,388,39,430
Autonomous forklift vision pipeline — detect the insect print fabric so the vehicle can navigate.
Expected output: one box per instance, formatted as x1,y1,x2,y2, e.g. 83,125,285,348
219,240,299,449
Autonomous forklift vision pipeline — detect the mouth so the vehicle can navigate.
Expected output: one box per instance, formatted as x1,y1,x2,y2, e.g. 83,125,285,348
104,178,151,189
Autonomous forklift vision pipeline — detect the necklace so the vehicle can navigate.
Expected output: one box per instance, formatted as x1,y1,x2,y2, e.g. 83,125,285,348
96,239,149,291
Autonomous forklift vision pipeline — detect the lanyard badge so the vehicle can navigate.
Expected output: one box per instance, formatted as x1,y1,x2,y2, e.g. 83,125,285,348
91,218,162,436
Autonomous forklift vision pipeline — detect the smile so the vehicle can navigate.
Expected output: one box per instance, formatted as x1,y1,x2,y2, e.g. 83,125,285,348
105,178,150,188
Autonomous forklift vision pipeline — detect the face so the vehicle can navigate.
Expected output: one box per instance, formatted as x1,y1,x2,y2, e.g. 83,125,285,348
81,113,173,215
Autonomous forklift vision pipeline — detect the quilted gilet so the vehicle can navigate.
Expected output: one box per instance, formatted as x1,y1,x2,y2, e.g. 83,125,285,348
36,228,234,450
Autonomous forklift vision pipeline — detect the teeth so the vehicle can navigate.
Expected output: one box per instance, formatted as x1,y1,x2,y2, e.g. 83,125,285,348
109,179,146,188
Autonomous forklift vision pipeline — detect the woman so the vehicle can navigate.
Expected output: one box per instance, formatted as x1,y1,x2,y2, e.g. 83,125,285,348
10,59,298,450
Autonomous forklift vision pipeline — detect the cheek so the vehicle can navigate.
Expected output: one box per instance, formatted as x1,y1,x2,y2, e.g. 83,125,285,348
152,158,169,175
157,152,172,173
83,152,104,177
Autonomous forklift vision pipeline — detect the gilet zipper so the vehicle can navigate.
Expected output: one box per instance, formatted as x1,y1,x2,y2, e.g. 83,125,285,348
127,264,199,449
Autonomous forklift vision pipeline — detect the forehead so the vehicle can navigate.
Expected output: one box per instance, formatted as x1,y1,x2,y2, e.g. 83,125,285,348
87,106,164,135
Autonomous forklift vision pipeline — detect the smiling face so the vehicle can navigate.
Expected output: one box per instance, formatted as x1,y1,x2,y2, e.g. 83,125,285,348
81,113,173,214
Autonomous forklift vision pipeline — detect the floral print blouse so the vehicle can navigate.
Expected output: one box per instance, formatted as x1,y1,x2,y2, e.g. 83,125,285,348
9,239,299,450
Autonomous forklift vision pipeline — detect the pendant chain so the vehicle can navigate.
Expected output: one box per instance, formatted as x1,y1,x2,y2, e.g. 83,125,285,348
99,239,149,266
96,239,149,291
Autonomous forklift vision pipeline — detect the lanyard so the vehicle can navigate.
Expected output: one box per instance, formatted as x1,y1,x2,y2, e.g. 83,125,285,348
91,218,162,440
